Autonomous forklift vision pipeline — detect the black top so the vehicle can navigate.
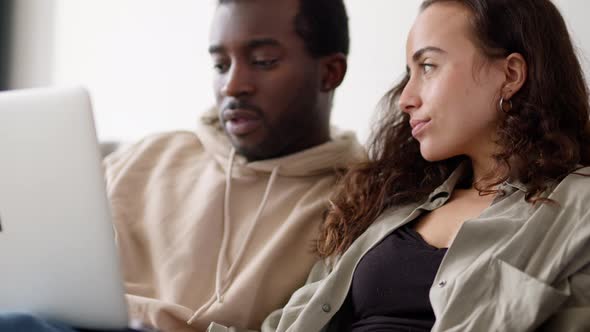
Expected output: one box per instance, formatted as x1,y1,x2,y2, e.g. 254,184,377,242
347,224,448,332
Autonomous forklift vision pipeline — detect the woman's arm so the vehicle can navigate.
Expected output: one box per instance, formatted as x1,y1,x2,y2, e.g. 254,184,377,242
208,258,334,332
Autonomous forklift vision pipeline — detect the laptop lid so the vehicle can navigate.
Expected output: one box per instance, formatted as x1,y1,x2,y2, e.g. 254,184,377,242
0,86,129,330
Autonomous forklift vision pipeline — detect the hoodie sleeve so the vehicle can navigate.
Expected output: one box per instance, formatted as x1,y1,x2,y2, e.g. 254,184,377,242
102,138,145,195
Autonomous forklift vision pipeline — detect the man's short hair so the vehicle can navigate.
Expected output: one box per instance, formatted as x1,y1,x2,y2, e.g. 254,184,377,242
218,0,350,57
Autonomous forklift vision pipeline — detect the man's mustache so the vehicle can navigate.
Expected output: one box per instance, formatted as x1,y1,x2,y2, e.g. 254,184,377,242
223,100,263,115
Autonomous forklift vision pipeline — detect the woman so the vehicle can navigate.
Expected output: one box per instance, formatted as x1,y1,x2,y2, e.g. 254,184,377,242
208,0,590,331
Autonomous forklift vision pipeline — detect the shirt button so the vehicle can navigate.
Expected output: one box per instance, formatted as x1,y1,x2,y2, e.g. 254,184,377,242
438,280,447,288
322,304,331,313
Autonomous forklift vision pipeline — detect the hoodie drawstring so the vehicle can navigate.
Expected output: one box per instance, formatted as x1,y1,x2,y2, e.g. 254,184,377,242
215,148,237,303
217,164,280,300
188,149,280,324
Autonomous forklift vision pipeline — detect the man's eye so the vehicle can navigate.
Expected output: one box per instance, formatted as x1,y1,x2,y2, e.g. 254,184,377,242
253,59,278,68
213,63,229,73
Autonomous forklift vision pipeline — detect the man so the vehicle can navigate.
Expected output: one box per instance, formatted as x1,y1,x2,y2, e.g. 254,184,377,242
1,0,363,331
106,0,362,331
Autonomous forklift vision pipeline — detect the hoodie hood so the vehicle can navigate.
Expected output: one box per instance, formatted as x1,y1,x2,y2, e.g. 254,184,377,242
195,108,367,177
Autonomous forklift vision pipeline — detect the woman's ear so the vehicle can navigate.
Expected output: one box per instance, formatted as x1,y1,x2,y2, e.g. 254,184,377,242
320,53,347,92
501,52,527,99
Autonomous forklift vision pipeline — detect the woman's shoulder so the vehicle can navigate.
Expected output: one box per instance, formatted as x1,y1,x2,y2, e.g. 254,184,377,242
552,167,590,196
546,167,590,217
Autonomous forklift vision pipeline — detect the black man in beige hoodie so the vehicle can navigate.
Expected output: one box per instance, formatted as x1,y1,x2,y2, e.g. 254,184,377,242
103,0,365,331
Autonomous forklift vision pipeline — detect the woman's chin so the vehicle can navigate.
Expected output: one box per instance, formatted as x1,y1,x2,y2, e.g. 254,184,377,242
419,144,452,162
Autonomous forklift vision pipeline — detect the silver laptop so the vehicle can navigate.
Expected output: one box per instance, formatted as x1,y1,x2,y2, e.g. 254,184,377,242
0,86,129,330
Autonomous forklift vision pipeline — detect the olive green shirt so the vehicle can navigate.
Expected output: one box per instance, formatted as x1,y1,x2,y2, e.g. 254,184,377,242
209,163,590,332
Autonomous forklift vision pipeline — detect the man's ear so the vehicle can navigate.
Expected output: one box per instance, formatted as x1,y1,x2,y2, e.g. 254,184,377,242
501,52,527,99
320,53,347,92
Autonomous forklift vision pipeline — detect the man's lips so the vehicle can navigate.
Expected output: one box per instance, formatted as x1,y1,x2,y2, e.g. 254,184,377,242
223,109,262,136
409,118,431,138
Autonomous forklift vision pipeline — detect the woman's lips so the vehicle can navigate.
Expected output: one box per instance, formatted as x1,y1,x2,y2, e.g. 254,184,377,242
410,119,431,138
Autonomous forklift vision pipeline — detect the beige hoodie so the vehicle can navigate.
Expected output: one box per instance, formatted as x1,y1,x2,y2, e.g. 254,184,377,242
103,111,365,332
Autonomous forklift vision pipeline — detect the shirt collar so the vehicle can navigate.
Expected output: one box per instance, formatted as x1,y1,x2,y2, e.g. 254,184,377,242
426,161,470,203
426,161,529,204
500,179,528,193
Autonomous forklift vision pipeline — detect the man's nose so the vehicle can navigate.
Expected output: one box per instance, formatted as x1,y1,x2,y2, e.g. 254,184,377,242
221,64,256,97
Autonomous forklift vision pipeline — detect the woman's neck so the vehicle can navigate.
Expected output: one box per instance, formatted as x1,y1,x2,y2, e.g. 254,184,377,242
469,156,500,190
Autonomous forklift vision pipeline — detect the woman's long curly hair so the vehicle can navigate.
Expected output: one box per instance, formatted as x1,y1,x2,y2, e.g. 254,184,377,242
317,0,590,258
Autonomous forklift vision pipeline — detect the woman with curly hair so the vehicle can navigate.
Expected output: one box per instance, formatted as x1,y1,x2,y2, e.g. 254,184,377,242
209,0,590,331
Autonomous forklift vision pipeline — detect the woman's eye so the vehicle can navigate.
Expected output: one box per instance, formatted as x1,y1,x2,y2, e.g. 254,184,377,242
421,63,435,74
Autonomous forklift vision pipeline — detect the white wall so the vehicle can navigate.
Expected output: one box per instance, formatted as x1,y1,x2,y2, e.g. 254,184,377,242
554,0,590,77
9,0,590,144
52,0,218,142
336,1,420,143
48,0,422,143
8,0,55,89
